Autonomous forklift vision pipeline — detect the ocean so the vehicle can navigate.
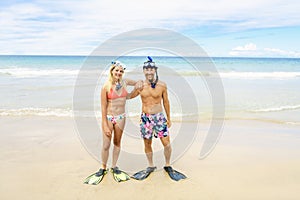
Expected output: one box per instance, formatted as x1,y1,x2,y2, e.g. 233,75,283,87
0,55,299,125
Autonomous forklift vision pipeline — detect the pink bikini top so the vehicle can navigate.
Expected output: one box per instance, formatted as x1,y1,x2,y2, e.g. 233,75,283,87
107,88,128,100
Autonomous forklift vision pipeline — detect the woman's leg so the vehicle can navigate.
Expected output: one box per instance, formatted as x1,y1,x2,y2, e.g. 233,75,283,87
111,118,126,168
101,121,113,169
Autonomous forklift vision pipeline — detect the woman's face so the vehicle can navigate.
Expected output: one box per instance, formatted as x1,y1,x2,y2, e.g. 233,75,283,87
111,66,124,80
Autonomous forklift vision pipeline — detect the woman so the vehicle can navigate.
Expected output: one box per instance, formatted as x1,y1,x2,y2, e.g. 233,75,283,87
84,61,142,184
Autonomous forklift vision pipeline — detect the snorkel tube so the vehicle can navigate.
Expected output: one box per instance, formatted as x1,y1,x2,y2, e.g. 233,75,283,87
143,56,159,88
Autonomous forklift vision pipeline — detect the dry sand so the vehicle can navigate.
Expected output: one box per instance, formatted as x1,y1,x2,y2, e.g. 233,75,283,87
1,116,300,200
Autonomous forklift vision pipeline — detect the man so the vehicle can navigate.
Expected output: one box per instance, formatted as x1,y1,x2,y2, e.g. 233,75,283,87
130,57,186,181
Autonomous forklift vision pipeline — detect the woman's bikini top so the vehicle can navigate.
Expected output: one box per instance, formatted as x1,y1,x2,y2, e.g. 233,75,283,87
107,87,128,100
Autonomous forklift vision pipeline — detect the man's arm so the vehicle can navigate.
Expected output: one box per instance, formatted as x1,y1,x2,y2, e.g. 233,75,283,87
162,83,171,128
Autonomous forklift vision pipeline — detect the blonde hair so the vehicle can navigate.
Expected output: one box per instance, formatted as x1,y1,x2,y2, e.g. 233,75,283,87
104,63,125,91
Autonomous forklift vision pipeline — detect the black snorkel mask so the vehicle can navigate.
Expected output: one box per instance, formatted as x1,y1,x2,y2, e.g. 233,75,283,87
143,56,158,88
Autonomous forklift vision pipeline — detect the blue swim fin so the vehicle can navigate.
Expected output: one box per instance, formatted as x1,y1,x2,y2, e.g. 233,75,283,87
131,166,157,180
164,166,187,181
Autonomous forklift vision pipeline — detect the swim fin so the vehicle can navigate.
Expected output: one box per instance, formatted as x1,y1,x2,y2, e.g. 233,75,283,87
84,168,107,185
131,166,157,180
164,166,187,181
111,167,130,182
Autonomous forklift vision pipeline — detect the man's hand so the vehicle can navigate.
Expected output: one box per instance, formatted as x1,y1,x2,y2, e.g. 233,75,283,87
167,119,172,128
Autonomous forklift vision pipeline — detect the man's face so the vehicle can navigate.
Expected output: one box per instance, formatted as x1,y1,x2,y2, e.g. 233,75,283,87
143,67,156,82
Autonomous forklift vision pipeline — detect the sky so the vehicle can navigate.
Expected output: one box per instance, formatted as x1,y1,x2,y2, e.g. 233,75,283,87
0,0,300,57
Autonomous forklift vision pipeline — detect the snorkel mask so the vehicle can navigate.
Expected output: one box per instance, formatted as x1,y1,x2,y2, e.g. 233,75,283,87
143,56,158,88
111,60,126,70
111,60,126,90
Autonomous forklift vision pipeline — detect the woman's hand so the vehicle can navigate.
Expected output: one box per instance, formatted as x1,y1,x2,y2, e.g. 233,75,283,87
102,124,111,137
135,80,144,91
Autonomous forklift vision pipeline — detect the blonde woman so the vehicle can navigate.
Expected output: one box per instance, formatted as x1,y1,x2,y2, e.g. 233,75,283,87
84,61,142,184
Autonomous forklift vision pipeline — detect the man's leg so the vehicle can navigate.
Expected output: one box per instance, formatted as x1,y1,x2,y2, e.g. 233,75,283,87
160,136,172,166
143,138,155,167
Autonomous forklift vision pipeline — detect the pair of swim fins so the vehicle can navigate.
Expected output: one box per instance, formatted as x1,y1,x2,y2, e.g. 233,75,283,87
83,167,130,185
131,166,186,181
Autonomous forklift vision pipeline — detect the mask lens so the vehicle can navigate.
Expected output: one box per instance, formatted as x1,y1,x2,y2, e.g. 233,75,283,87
112,61,122,67
143,62,156,68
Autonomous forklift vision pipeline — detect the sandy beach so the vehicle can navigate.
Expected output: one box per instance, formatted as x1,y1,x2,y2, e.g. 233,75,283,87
1,0,300,199
1,116,300,200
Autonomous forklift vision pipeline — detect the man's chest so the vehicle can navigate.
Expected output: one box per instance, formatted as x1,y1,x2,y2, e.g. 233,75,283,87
140,87,162,98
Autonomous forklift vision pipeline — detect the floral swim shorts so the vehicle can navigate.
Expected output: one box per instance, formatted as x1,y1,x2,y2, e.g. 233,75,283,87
140,112,169,139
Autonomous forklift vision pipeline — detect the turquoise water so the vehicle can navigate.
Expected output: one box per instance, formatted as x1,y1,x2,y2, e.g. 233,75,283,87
0,55,299,124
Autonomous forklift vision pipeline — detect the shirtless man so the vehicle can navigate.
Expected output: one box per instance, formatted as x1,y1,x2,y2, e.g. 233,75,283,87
130,57,186,181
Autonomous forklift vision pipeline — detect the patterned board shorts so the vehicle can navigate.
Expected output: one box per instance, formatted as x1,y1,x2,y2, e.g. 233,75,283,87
140,112,169,139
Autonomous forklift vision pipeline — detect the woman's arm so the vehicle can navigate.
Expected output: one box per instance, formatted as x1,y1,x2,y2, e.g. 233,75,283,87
101,85,111,136
126,80,143,99
127,87,140,99
124,78,137,86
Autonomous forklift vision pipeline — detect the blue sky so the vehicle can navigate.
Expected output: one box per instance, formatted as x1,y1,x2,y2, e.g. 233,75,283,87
0,0,300,57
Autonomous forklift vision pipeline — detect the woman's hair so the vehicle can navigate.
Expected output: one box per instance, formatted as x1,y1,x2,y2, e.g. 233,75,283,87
105,62,125,91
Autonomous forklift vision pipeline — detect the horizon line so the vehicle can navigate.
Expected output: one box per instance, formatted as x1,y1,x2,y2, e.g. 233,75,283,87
0,55,299,59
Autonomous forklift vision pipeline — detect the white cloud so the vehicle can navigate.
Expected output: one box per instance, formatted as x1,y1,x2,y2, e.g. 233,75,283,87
229,43,300,57
229,43,261,57
263,48,300,57
1,0,300,55
232,43,257,51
